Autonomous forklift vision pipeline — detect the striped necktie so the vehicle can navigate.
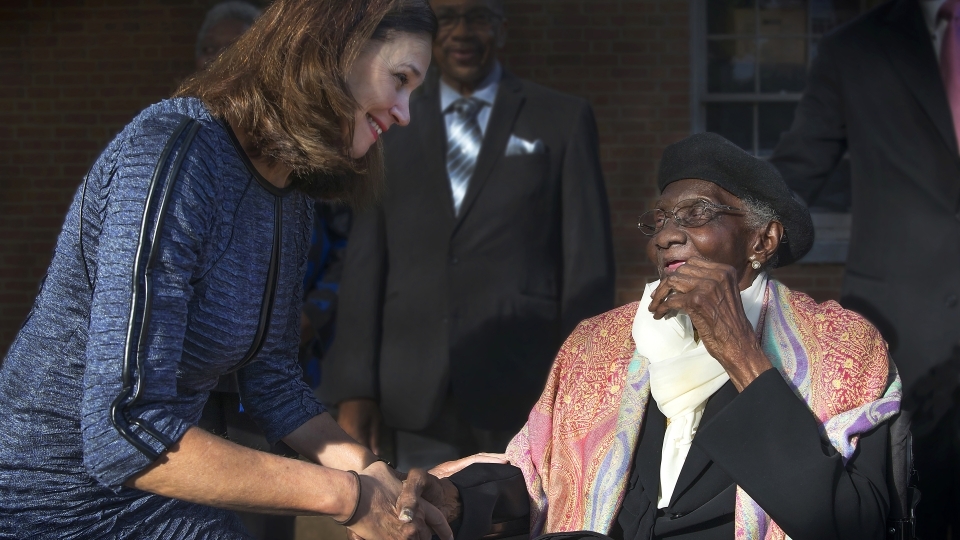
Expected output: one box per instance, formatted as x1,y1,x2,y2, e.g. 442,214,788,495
446,97,484,215
941,0,960,151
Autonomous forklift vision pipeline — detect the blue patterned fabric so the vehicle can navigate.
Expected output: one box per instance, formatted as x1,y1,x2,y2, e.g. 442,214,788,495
300,201,352,389
0,98,326,539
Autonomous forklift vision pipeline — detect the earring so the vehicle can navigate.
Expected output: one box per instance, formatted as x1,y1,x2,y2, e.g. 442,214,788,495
749,255,761,270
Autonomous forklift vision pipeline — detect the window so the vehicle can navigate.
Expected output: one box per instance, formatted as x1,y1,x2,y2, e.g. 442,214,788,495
690,0,884,262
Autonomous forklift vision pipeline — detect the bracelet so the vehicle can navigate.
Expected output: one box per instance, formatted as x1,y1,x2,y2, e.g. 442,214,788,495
334,470,362,526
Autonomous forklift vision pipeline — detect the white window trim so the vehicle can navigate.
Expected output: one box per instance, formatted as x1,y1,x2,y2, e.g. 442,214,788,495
688,0,850,264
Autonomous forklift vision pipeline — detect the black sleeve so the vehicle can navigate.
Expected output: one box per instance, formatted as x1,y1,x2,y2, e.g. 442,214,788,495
449,463,531,540
318,205,386,405
302,204,352,342
768,36,848,206
694,369,890,540
559,102,616,337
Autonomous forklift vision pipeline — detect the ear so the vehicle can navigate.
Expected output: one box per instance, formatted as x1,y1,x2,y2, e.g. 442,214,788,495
751,220,784,265
495,19,507,48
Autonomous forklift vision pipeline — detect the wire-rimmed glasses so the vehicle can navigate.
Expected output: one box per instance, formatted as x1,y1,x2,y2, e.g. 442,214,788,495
435,7,503,32
638,199,746,236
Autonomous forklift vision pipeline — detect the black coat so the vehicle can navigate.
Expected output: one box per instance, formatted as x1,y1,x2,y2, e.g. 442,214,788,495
769,0,960,390
321,70,615,432
450,371,892,540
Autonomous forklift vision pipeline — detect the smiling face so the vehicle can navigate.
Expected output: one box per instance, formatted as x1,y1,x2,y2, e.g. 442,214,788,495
646,178,760,290
430,0,506,94
344,31,432,159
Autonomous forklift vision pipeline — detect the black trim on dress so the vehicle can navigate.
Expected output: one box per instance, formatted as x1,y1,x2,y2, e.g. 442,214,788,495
109,116,199,459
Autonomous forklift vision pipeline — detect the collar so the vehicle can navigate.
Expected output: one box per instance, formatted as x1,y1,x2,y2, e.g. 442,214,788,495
633,272,768,362
920,0,948,32
440,61,502,113
740,271,768,331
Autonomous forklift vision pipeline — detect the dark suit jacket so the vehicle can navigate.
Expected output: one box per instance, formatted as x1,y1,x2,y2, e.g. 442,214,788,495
769,0,960,390
322,70,615,431
451,371,892,540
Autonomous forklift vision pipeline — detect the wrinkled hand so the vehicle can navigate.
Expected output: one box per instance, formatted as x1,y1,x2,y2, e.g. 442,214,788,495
337,399,382,455
429,453,508,479
398,468,462,526
648,257,771,391
347,461,453,540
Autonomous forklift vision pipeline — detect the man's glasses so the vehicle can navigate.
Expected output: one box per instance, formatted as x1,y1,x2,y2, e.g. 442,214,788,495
637,199,745,236
435,8,503,31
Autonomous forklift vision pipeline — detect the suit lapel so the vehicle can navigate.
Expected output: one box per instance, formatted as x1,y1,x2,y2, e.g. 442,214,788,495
879,0,959,157
636,398,666,504
668,380,738,506
453,72,525,230
413,76,457,222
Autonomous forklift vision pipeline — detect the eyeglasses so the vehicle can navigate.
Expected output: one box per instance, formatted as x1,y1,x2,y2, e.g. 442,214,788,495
435,8,503,31
638,199,745,236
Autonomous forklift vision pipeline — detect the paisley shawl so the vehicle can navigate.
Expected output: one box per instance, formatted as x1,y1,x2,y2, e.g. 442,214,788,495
505,279,901,539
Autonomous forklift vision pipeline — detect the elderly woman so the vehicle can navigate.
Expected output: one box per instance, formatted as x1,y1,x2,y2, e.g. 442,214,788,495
0,1,448,539
424,133,901,540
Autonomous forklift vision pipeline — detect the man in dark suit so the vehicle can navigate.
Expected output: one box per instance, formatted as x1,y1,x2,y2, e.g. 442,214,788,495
320,0,614,470
769,0,959,536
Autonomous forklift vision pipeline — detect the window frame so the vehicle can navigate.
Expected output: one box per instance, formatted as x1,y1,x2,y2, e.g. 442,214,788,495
688,0,868,263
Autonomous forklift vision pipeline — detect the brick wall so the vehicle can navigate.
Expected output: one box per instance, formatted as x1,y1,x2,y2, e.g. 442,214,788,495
0,0,845,355
0,0,234,353
500,0,693,306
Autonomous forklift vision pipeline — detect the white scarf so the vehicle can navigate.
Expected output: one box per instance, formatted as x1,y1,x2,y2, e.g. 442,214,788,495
632,272,768,508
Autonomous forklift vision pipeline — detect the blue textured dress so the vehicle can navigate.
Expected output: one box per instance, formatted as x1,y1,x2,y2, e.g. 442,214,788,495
0,98,326,539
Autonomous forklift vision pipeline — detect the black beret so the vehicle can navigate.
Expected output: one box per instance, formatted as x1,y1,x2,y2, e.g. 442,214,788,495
657,132,814,267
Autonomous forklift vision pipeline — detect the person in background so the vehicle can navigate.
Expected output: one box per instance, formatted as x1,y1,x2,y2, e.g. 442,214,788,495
768,0,959,535
195,1,262,71
300,201,353,390
322,0,615,471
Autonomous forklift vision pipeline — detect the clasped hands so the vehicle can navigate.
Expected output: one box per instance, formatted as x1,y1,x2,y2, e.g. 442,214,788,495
346,453,508,540
648,257,772,392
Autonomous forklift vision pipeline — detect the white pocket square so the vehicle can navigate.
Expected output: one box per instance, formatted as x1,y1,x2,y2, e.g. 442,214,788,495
505,135,545,156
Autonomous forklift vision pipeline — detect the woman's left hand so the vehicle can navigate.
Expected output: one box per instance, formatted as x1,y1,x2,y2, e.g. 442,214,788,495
648,257,772,391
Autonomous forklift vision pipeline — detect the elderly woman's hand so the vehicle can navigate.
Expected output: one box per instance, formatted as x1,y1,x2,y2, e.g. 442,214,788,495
347,461,453,540
648,257,772,391
429,452,508,479
397,468,463,525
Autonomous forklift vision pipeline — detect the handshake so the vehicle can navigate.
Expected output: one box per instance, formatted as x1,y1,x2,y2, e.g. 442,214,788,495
342,454,508,540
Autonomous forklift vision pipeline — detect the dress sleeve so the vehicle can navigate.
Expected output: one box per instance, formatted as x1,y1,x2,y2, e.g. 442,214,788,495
236,236,327,445
560,101,616,337
80,114,216,489
694,369,890,540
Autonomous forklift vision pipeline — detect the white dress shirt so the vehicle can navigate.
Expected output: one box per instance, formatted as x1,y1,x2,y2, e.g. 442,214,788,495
440,61,502,137
921,0,949,62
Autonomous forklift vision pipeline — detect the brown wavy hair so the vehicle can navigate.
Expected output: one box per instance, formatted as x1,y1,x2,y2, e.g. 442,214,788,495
175,0,436,206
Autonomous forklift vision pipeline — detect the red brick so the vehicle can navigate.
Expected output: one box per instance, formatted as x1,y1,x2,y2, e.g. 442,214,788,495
0,0,845,355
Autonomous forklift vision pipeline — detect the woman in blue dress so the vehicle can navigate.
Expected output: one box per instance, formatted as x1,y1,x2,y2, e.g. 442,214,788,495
0,1,446,539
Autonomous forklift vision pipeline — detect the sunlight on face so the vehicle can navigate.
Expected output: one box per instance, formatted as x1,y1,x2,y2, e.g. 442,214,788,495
345,32,432,159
